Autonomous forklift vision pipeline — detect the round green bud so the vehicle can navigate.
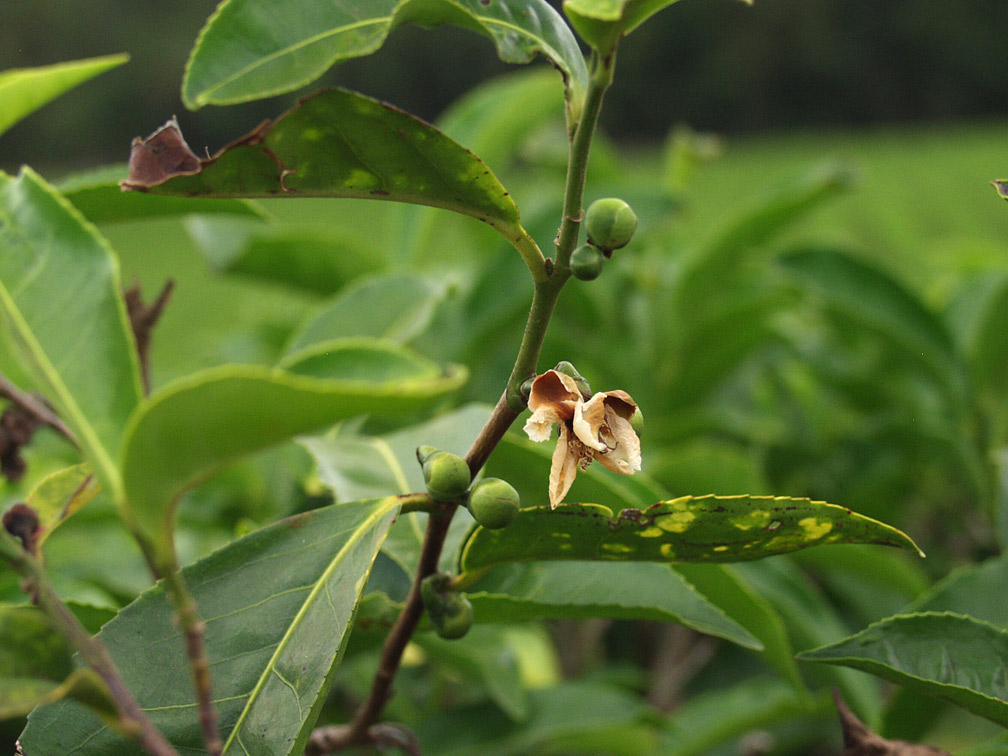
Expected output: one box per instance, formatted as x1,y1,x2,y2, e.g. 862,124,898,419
585,198,637,252
467,478,520,530
553,361,591,396
421,573,474,640
416,445,439,466
421,450,471,502
570,244,605,281
630,406,643,437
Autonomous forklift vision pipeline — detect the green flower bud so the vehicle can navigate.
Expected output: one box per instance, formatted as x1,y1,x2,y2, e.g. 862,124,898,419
421,573,474,640
570,244,604,281
467,478,520,529
419,449,471,501
553,361,591,397
585,197,637,252
630,406,643,437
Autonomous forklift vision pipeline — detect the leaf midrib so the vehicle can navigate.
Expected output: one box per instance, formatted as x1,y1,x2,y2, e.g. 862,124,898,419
220,497,398,753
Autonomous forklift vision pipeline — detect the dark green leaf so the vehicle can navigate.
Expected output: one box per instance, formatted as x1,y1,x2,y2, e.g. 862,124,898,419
0,167,144,499
0,54,128,137
673,563,805,690
458,495,922,576
416,625,528,721
21,497,400,756
798,613,1008,728
911,554,1008,626
465,561,761,649
659,678,819,756
123,89,543,268
120,356,464,570
183,0,587,129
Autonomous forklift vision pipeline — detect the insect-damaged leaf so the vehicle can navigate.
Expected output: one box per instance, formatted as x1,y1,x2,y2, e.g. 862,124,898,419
122,89,542,271
458,495,922,576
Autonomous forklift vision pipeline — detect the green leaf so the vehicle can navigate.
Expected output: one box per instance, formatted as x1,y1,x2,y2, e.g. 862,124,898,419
0,604,116,720
120,357,464,570
673,563,805,691
798,612,1008,728
24,463,100,552
187,216,381,296
779,247,966,402
183,0,587,129
285,273,448,354
0,167,144,500
659,678,820,756
910,554,1008,626
416,625,529,721
458,495,922,576
280,338,442,383
464,561,761,649
57,166,265,224
562,0,680,54
0,54,128,137
123,89,543,272
21,497,399,756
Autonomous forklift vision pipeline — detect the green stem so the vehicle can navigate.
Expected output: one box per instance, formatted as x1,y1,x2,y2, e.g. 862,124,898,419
555,49,617,270
6,545,181,756
161,570,222,756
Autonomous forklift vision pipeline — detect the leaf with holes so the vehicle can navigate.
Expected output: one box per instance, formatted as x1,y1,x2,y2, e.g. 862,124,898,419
458,496,922,577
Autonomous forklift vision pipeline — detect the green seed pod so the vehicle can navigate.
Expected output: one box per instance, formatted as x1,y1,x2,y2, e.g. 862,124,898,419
421,573,474,640
468,478,520,530
585,197,638,252
420,449,471,501
570,244,604,281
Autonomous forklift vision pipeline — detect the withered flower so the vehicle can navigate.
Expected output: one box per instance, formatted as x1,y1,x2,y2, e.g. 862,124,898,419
523,369,641,508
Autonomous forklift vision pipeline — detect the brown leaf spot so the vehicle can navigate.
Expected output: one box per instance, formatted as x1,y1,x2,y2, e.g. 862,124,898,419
123,117,201,189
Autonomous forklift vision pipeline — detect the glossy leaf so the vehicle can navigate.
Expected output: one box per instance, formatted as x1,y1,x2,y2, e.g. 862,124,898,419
187,216,380,296
120,354,464,570
0,167,144,499
0,604,116,720
285,273,448,354
21,497,399,756
123,89,543,269
458,495,922,576
798,612,1008,727
58,166,264,224
25,463,100,551
464,561,761,649
659,678,819,756
183,0,587,129
0,54,128,137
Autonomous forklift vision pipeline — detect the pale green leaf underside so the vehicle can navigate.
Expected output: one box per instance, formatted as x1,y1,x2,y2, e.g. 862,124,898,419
466,561,761,649
798,612,1008,727
562,0,681,53
25,462,100,551
22,498,400,756
0,167,144,500
120,353,464,568
183,0,586,128
459,495,922,574
0,54,128,137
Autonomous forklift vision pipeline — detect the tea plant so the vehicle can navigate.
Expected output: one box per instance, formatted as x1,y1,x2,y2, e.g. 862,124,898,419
2,2,1008,755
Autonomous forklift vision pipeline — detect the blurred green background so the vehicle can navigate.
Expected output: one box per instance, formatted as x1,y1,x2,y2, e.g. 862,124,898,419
2,0,1007,173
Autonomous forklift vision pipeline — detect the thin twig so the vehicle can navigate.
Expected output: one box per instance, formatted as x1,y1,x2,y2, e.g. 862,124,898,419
161,570,222,756
124,279,174,394
0,371,78,446
4,540,180,756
